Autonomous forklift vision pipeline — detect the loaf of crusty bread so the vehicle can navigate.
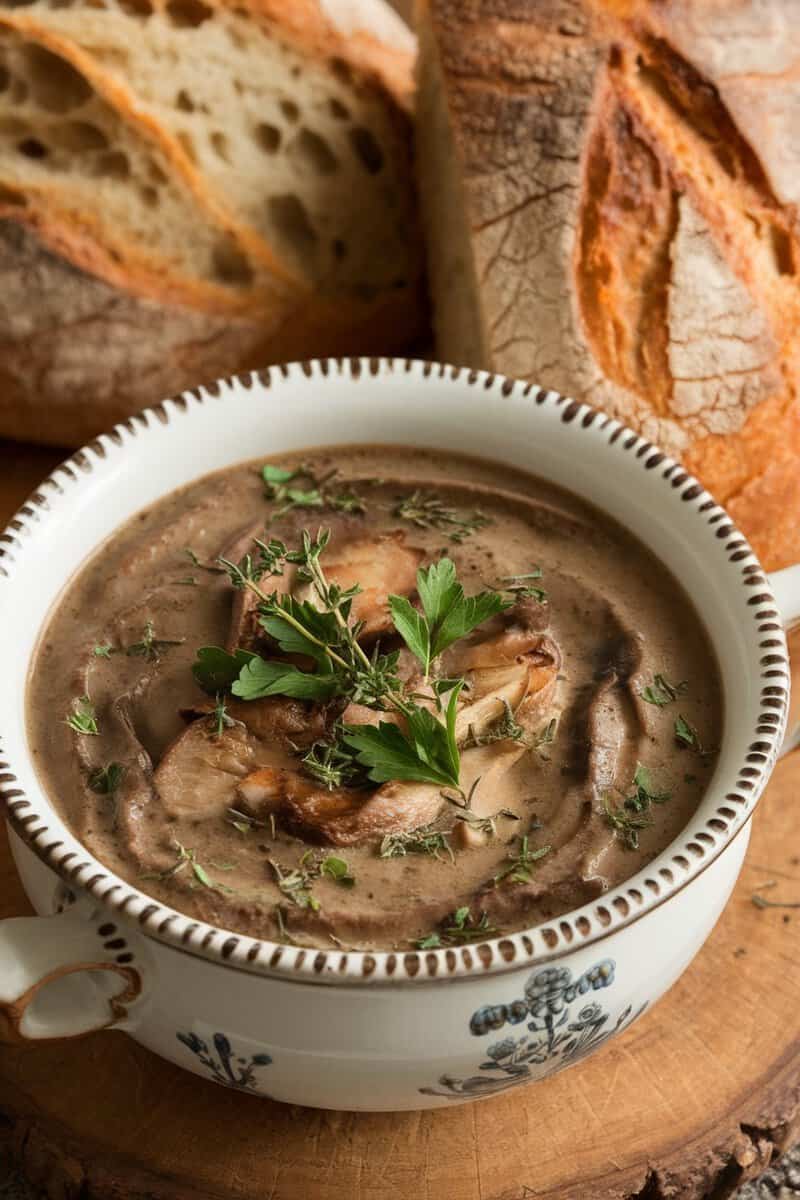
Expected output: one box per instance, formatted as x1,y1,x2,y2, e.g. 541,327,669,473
0,0,423,445
416,0,800,571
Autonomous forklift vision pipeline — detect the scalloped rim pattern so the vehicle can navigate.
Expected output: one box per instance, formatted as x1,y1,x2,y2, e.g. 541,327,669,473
0,358,789,985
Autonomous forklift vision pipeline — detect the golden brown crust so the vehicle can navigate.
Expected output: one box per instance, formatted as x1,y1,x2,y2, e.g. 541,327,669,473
0,220,424,447
419,0,800,570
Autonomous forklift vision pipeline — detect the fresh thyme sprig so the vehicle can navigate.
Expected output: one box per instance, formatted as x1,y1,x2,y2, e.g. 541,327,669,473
393,490,490,543
493,834,551,885
67,696,99,736
641,673,688,707
444,779,519,840
301,734,363,791
198,531,511,792
126,620,185,662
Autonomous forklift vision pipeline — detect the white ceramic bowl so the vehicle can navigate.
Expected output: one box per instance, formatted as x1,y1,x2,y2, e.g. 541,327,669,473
2,359,799,1110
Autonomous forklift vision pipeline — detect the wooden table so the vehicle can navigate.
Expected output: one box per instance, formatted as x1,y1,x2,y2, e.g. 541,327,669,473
2,439,800,1200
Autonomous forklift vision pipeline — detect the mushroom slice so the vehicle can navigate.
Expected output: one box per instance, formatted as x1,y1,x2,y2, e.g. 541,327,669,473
236,766,444,847
453,634,561,744
235,640,562,848
304,530,424,639
154,718,291,820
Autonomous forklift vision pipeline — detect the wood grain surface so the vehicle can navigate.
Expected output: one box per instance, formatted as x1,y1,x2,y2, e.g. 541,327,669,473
1,440,800,1200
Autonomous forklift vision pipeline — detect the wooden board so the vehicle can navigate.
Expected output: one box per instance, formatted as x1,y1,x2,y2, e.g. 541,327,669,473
2,440,800,1200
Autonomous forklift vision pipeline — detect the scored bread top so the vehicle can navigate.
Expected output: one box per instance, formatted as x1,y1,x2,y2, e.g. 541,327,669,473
417,0,800,570
1,0,421,303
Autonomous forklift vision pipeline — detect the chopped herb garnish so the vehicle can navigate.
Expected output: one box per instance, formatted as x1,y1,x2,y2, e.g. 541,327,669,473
141,842,233,891
602,797,652,850
93,642,114,659
67,696,99,736
126,620,184,661
493,835,551,885
269,852,321,910
464,699,527,748
445,779,519,840
414,907,498,949
501,567,547,603
301,735,363,790
320,856,355,887
380,826,454,862
602,763,671,849
273,904,295,944
415,933,443,950
173,575,198,587
625,763,672,812
226,807,270,836
533,717,558,759
641,673,688,707
87,761,125,794
393,490,490,543
675,714,703,751
199,534,513,794
262,462,367,518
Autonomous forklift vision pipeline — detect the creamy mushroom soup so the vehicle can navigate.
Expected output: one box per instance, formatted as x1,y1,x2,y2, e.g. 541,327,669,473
27,447,722,951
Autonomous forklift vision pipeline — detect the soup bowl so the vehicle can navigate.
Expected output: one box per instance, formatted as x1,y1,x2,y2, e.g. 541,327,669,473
1,358,799,1111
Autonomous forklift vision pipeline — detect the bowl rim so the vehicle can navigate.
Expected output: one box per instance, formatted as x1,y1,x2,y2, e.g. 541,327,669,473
0,357,789,986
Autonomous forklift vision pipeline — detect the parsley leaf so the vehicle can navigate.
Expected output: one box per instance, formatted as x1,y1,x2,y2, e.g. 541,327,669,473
259,594,340,663
344,681,463,789
390,558,509,676
192,646,257,693
232,656,342,702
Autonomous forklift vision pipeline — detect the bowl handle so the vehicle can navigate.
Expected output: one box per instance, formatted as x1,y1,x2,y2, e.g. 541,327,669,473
0,909,142,1043
768,564,800,756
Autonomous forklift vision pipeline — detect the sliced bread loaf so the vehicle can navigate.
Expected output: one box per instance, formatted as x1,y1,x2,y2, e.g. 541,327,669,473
1,0,420,304
0,23,293,312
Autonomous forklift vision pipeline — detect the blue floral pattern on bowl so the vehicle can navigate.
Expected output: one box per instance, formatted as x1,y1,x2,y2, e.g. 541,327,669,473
421,958,647,1099
177,1030,272,1092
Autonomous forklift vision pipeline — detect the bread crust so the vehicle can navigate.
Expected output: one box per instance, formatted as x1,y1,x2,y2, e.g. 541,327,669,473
418,0,800,569
0,220,424,447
